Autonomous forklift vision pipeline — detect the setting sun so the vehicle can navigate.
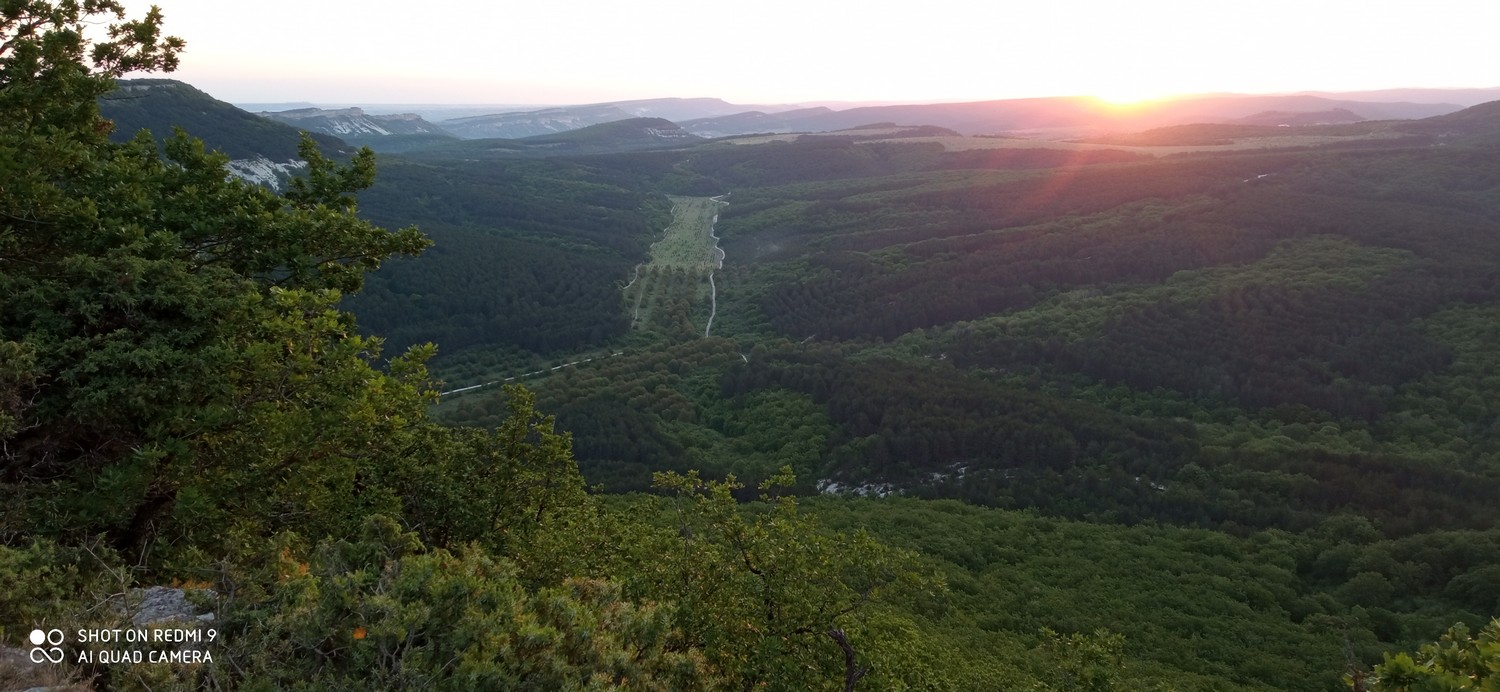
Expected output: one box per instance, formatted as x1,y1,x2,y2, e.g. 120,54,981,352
1091,89,1173,108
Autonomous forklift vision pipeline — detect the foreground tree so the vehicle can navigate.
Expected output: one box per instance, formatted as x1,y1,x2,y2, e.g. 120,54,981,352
2,1,429,560
1355,619,1500,691
608,469,941,691
215,516,713,691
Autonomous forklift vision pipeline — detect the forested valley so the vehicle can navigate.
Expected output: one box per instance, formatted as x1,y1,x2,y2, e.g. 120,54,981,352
4,3,1499,690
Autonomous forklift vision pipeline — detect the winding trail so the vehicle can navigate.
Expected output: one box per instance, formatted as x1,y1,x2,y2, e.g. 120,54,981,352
628,264,648,325
703,194,729,337
438,351,626,397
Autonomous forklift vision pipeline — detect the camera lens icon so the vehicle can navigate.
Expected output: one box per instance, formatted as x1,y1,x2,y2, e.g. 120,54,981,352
28,629,65,664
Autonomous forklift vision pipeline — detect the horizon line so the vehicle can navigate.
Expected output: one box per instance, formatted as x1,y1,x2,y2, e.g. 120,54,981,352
221,85,1500,113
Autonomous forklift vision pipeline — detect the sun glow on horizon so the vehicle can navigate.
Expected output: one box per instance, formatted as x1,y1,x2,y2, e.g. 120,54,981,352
1089,88,1179,109
111,0,1500,105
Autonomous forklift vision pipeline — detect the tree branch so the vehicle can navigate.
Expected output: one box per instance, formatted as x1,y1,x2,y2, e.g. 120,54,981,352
826,628,868,692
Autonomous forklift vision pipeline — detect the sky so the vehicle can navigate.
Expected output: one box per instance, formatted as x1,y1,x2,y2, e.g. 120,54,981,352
116,0,1500,107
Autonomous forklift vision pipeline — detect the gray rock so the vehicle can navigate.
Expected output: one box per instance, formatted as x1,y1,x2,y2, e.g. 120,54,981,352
131,586,202,627
1,644,83,691
107,586,217,628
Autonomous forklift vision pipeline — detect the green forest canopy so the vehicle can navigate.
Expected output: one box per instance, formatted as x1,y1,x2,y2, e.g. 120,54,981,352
4,2,1499,690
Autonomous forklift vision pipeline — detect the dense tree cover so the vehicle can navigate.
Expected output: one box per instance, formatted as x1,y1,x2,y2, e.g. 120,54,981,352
934,146,1149,170
740,148,1500,344
351,227,633,355
440,337,1498,686
607,471,941,691
811,498,1500,691
1079,122,1389,147
678,139,947,189
441,339,749,489
344,154,674,363
198,516,711,690
342,98,1500,383
100,78,348,160
621,266,712,339
434,107,1500,687
577,339,1491,537
653,135,1500,489
723,347,1194,482
1,6,943,689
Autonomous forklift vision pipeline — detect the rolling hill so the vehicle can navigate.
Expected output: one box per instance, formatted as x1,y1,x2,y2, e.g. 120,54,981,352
405,117,704,158
100,79,352,188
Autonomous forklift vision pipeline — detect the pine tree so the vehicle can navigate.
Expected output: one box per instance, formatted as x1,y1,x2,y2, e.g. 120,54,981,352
1,0,429,559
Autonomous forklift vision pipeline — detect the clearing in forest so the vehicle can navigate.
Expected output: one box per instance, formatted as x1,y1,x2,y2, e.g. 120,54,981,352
624,195,727,337
648,195,725,269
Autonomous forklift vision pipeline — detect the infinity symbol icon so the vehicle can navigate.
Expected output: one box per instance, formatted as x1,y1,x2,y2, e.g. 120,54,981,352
29,646,65,664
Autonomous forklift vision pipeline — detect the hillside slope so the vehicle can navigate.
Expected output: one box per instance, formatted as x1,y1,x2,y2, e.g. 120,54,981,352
100,79,351,188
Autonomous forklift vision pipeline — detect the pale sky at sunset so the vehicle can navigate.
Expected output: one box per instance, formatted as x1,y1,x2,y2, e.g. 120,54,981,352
118,0,1500,106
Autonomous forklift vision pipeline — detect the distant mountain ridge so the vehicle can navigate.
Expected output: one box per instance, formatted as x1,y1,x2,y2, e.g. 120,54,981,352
437,93,1466,141
442,103,636,139
259,107,452,138
607,97,763,121
440,97,778,139
1232,108,1365,126
725,94,1460,136
99,78,1498,166
519,117,701,145
409,117,703,158
680,107,836,137
1293,86,1500,106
